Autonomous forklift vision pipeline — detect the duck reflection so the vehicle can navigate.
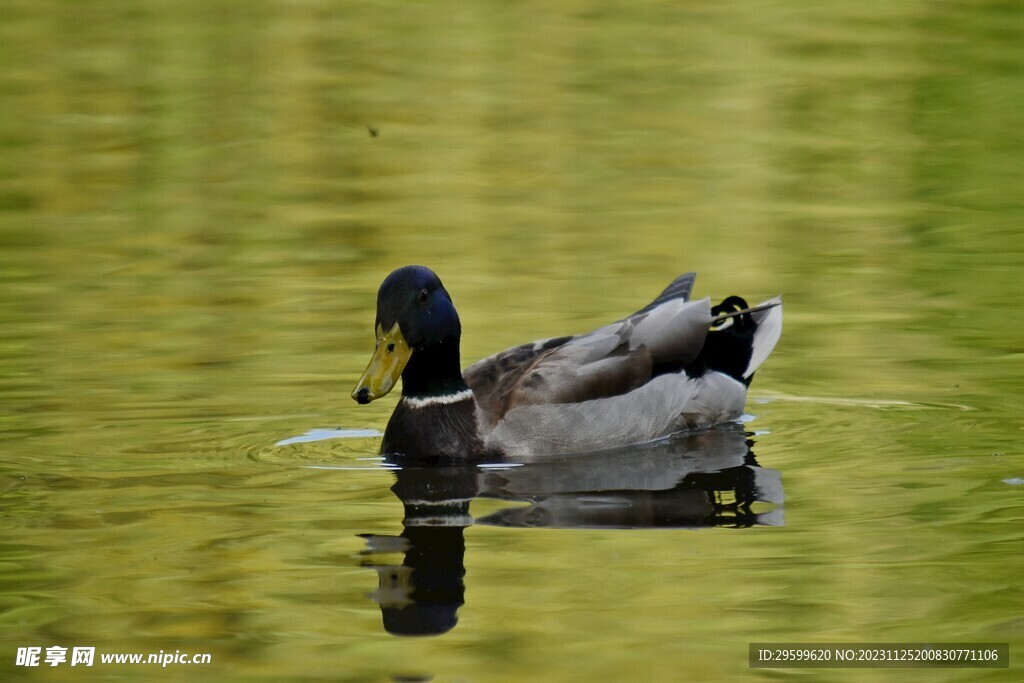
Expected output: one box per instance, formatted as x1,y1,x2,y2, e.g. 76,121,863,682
358,423,783,636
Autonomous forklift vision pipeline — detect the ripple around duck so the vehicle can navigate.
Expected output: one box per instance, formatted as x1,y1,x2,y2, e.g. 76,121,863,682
275,428,383,447
754,391,976,412
248,427,384,467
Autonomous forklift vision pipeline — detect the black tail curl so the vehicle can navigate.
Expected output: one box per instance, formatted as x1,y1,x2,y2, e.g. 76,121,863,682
689,296,758,386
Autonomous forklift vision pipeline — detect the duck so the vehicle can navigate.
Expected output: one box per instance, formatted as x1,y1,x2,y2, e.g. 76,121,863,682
352,265,781,460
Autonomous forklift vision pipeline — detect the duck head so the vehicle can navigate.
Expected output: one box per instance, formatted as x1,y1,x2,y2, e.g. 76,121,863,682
352,266,463,404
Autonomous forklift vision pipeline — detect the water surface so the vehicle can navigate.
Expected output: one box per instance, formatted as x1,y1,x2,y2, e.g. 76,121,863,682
1,0,1022,680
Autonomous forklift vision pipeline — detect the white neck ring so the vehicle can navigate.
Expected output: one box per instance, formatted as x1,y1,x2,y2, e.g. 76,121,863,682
401,389,474,409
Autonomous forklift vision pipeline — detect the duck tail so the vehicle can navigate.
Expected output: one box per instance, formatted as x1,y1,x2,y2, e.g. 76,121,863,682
742,296,782,380
695,296,783,385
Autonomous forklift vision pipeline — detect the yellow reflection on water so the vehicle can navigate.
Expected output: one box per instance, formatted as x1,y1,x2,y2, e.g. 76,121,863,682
1,0,1022,681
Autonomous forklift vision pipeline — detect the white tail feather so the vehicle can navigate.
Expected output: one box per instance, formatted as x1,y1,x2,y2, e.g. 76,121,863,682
744,296,783,379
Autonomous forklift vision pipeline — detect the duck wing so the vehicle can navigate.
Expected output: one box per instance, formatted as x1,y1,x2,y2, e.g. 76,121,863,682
463,272,712,431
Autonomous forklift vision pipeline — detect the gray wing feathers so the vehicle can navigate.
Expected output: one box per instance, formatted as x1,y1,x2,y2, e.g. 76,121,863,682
465,291,714,428
507,337,653,408
500,297,711,406
629,297,712,365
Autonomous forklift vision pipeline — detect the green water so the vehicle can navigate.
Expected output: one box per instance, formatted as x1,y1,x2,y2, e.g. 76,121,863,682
2,0,1022,680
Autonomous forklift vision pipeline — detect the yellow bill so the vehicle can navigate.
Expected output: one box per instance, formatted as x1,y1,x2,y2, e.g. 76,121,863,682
352,322,412,404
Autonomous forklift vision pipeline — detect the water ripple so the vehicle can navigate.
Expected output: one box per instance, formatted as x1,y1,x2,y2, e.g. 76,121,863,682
756,392,975,411
275,428,383,446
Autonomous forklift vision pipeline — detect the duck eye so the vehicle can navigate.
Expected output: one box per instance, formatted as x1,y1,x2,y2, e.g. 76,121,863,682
417,288,429,303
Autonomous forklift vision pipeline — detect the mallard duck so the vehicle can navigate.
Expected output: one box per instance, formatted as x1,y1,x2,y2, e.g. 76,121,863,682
352,265,781,459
